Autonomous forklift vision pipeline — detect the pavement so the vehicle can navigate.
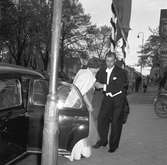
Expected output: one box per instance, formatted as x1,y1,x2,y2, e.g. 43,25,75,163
15,86,167,165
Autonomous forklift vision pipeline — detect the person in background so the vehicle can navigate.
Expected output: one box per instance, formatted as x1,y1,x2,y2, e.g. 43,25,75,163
143,78,148,93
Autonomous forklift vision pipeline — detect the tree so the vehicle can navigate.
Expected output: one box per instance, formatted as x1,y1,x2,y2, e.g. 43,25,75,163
0,0,113,72
60,0,92,71
137,28,161,67
85,25,111,59
0,0,52,70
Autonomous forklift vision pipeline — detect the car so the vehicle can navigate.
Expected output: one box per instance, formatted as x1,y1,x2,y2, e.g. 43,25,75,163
0,64,89,165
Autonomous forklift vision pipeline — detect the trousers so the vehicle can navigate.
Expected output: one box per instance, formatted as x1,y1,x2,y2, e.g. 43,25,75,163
97,94,125,149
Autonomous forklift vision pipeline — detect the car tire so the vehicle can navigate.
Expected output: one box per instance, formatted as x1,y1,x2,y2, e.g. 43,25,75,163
154,99,167,118
67,138,91,161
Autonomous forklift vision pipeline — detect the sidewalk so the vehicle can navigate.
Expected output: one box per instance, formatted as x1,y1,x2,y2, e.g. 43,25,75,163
16,85,167,165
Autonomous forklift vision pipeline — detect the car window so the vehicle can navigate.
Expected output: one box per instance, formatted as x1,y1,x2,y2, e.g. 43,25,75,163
57,84,82,110
32,80,49,106
32,81,82,109
0,79,22,110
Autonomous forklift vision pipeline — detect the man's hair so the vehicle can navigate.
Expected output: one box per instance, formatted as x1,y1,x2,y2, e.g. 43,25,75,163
105,51,116,59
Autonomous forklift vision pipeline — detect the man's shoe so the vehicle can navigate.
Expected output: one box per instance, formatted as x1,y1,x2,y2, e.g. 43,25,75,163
108,148,118,153
93,141,107,149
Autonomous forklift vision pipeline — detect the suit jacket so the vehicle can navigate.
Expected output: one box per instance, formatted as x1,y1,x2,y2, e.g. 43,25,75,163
96,65,129,124
96,65,128,96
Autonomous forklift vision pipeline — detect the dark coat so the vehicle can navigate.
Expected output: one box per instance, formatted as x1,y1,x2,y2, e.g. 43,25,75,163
96,65,129,124
96,65,128,95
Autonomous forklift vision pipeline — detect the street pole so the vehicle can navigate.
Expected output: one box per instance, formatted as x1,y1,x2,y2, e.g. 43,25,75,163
41,0,63,165
137,32,144,92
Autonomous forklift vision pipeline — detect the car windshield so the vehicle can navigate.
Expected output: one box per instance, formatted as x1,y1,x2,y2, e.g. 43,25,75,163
0,79,22,110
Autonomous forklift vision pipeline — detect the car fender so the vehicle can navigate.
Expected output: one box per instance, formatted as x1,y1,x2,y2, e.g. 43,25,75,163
66,124,89,152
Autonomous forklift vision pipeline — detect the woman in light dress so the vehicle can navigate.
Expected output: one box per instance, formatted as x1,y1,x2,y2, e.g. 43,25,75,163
66,58,100,161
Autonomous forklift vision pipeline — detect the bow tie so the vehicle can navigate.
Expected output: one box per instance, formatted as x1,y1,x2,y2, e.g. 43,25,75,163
106,67,114,73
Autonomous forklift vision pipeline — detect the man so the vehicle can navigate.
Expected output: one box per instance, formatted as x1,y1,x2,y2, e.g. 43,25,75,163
93,51,128,153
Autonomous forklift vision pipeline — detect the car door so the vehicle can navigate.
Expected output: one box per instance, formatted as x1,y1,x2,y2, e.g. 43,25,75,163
57,82,89,152
0,79,28,165
26,80,89,154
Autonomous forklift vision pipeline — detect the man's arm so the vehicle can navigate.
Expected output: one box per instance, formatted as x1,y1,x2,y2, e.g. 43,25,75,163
123,70,129,94
95,68,106,91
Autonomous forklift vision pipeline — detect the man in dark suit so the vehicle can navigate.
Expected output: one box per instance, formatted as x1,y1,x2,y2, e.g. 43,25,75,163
93,51,128,153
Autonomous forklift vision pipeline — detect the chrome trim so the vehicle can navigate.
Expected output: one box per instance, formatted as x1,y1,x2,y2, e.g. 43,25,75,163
27,148,71,156
5,152,27,165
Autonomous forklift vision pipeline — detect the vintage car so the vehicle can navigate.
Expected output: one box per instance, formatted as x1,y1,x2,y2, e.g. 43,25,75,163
0,64,89,165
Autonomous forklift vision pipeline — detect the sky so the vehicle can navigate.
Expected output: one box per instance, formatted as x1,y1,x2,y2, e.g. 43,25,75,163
81,0,167,75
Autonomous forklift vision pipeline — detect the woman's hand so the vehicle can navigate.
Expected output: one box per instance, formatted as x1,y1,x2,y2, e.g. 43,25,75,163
83,95,94,112
87,104,94,112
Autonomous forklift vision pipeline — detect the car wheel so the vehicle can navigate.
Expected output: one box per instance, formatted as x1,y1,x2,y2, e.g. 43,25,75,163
154,100,167,118
67,138,91,161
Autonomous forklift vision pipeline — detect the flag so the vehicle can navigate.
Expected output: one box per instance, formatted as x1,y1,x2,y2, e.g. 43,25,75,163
110,0,132,58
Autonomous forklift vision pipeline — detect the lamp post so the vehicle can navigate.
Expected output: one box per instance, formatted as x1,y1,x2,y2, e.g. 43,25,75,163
41,0,63,165
137,32,145,91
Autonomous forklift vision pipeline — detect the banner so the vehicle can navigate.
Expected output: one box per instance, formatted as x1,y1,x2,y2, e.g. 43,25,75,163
159,9,167,37
159,9,167,72
113,0,132,41
110,0,132,58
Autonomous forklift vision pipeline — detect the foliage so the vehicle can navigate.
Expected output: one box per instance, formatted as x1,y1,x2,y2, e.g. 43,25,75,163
137,28,161,67
60,0,92,70
0,0,112,71
0,0,52,70
85,25,111,59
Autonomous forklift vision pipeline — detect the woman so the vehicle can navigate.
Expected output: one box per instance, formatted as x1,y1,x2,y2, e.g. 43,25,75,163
66,58,100,161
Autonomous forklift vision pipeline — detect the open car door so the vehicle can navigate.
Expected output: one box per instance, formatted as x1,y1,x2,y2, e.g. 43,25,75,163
26,80,89,154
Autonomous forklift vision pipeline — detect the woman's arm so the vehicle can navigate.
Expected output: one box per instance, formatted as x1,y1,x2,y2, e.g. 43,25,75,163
95,82,105,89
83,94,94,112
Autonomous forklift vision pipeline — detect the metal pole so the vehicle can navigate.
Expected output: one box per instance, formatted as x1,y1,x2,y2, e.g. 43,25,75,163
41,0,63,165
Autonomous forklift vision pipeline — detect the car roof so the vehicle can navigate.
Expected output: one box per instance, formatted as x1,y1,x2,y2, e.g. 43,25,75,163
0,63,46,79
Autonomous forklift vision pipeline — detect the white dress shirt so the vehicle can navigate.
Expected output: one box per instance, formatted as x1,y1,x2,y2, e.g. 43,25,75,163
103,66,115,91
106,66,114,84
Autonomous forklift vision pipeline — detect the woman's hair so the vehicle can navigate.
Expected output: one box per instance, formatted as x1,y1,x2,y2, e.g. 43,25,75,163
87,58,100,69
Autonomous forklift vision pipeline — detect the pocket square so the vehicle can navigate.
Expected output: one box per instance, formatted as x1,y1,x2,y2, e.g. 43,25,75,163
113,77,117,80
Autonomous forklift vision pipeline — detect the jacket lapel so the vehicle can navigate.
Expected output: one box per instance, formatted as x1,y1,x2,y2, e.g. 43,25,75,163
109,66,117,83
104,68,107,83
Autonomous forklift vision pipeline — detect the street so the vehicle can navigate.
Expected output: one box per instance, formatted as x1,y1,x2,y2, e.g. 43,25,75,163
15,86,167,165
1,1,167,165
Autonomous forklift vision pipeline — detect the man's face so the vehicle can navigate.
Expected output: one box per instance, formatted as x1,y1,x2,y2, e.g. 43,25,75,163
106,56,116,68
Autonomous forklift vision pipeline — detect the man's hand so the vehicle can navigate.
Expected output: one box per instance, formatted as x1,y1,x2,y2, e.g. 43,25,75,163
95,82,105,89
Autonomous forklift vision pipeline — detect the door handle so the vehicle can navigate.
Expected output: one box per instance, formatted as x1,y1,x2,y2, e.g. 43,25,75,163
74,116,88,121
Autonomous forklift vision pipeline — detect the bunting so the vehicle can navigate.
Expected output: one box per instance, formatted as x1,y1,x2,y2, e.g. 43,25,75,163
110,0,132,59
